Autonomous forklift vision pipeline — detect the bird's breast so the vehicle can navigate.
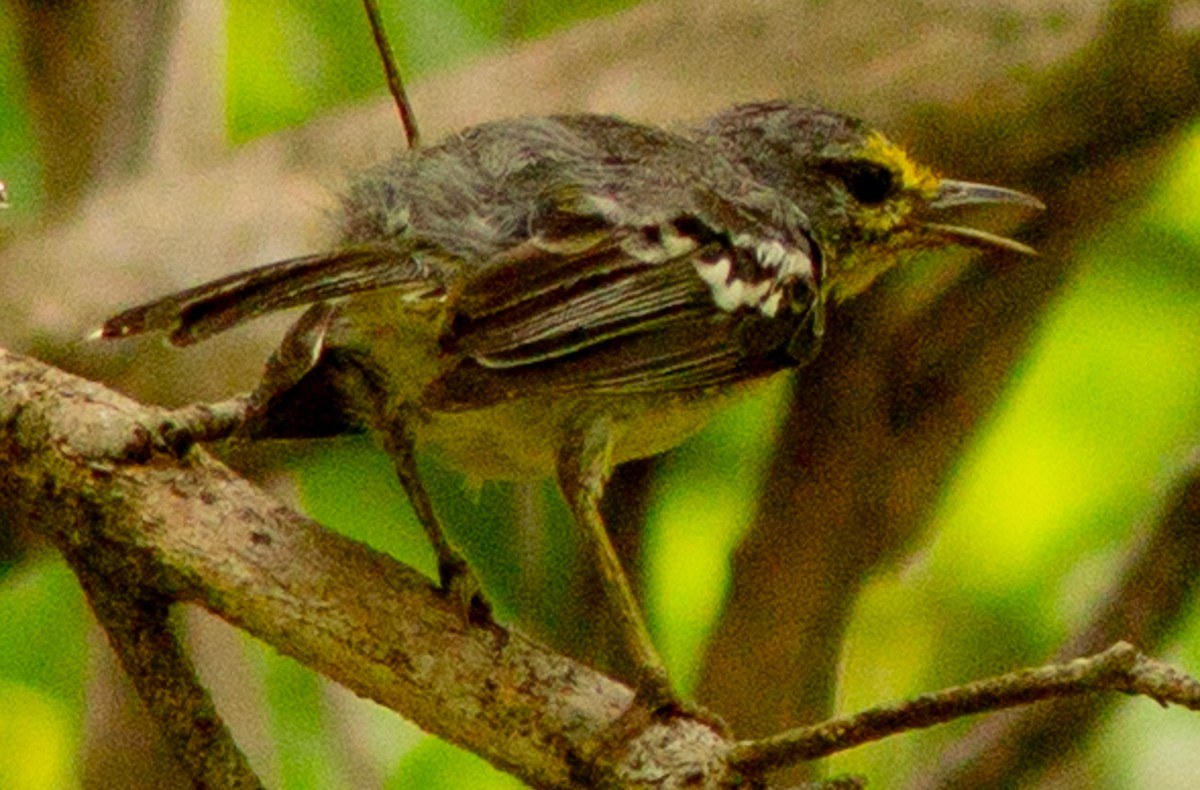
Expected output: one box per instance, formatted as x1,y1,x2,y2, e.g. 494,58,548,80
334,288,780,485
413,379,775,484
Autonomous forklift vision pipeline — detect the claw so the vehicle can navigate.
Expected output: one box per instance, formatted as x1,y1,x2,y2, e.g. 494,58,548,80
633,666,731,737
437,554,492,625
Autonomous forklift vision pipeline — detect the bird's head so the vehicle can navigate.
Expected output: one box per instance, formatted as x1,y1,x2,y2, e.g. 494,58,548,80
701,102,1043,300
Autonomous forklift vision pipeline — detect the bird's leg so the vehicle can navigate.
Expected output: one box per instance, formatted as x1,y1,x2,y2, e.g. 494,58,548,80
556,417,676,712
381,408,491,623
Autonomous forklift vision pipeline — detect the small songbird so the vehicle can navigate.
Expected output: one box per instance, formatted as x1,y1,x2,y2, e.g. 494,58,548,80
100,100,1042,713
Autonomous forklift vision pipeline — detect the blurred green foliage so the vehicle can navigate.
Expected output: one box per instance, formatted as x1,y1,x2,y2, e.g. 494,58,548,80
225,0,639,142
0,561,88,790
2,1,1200,788
0,9,41,217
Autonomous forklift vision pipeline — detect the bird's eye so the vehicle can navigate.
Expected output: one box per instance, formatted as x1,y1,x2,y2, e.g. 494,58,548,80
830,161,896,205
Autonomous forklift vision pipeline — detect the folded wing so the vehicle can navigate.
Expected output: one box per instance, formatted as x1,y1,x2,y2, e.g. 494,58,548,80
427,212,818,410
98,242,448,346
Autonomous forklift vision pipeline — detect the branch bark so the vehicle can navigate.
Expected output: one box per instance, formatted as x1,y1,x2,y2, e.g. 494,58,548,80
0,348,731,790
5,346,1200,788
730,642,1200,774
65,558,261,790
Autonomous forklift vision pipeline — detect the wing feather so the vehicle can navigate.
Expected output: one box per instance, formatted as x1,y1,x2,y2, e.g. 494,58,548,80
459,246,718,367
100,242,447,346
427,213,817,410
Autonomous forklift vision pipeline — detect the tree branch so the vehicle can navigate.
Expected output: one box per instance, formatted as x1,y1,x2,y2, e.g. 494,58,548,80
64,555,261,790
0,347,736,790
729,642,1200,775
4,343,1200,787
11,0,181,210
909,444,1200,789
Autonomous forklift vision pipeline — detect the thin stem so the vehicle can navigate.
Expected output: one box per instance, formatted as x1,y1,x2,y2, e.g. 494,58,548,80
729,642,1200,774
361,0,420,149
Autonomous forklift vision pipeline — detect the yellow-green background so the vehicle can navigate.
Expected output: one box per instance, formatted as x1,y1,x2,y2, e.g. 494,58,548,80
2,2,1200,788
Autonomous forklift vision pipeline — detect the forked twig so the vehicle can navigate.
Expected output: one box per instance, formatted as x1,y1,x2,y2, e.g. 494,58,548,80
729,642,1200,774
361,0,420,148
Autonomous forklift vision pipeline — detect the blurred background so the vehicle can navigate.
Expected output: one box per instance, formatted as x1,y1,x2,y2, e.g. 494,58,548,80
1,0,1199,788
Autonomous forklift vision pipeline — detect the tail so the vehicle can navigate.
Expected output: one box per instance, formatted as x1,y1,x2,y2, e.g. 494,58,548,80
97,242,446,346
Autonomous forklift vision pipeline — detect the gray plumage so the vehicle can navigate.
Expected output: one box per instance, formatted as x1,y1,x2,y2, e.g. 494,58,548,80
100,101,1036,454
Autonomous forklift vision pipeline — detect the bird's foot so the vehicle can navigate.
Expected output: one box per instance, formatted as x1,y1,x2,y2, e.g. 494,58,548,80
633,665,730,737
437,553,492,625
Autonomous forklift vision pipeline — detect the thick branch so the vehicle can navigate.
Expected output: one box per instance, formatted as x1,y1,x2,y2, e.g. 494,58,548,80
11,0,181,209
4,346,1200,786
0,347,732,790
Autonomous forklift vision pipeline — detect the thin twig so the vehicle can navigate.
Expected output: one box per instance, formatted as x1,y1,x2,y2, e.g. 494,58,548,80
361,0,420,149
912,444,1200,789
728,642,1200,774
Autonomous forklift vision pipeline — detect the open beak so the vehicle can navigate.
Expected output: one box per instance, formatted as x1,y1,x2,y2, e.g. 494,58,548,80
925,178,1044,256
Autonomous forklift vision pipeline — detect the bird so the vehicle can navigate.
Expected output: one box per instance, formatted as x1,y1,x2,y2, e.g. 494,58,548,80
99,100,1042,715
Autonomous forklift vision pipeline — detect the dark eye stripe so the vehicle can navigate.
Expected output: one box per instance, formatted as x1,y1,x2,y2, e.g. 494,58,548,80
825,160,896,205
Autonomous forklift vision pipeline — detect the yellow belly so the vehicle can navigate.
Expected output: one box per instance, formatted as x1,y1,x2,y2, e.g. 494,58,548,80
333,289,771,483
415,382,767,483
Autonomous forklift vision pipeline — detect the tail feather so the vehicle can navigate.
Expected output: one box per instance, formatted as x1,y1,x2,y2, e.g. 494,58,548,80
98,243,446,346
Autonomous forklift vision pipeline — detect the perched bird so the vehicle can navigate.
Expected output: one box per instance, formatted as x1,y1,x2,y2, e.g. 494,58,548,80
100,101,1042,713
